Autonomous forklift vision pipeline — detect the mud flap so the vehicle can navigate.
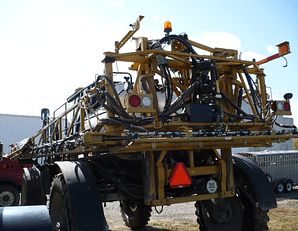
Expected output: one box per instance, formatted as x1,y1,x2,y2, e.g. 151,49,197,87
55,161,109,231
232,154,277,210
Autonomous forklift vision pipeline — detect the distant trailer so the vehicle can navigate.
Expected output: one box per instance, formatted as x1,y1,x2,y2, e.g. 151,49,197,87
237,150,298,194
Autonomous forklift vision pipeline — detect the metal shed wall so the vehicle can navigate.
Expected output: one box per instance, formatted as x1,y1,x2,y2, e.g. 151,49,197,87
0,114,42,154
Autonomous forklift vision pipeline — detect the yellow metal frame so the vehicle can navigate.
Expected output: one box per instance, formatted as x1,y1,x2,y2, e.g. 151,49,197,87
7,16,297,207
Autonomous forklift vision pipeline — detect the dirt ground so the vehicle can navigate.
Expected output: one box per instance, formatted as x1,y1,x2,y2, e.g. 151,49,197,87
103,186,298,231
104,201,198,231
275,186,298,209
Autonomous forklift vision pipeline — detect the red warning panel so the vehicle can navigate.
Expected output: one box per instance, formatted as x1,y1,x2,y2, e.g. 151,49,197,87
169,162,192,188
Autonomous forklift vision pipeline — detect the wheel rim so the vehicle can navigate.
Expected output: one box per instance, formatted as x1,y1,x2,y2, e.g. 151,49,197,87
277,183,284,193
199,197,243,230
286,182,292,191
0,190,15,206
122,202,138,219
203,199,234,223
129,205,138,212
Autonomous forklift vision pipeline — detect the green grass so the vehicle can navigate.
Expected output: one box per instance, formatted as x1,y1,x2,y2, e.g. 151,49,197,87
145,207,298,231
268,207,298,231
149,221,200,231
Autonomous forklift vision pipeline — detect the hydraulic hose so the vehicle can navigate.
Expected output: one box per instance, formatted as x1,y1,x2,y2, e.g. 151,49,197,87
241,66,263,119
159,34,200,83
210,60,219,82
102,75,130,118
275,122,297,129
220,90,254,119
100,93,126,117
99,118,148,132
237,88,243,116
96,75,132,119
160,64,173,111
158,34,202,116
159,80,200,118
159,34,198,55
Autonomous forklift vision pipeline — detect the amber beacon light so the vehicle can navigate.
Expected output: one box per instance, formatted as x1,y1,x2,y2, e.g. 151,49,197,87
164,21,172,34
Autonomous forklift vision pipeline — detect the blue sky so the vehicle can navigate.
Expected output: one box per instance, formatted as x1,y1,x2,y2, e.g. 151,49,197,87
0,0,298,124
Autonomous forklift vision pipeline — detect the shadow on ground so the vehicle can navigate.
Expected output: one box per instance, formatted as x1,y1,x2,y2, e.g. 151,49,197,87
275,186,298,201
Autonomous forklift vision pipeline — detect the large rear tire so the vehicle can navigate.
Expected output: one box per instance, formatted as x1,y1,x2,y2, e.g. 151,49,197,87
195,196,243,231
49,161,109,231
49,173,73,231
195,167,270,231
120,200,152,229
21,167,46,205
235,167,270,231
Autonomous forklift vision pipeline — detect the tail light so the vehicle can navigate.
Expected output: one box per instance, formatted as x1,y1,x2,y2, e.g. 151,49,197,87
129,95,141,107
272,100,292,115
284,102,291,111
126,94,155,113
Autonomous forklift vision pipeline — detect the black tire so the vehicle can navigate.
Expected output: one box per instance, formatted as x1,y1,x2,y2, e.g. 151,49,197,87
50,161,109,231
275,181,285,194
236,167,270,231
120,200,152,229
0,184,20,206
21,167,47,205
49,174,74,231
196,167,270,231
285,180,293,193
195,197,243,231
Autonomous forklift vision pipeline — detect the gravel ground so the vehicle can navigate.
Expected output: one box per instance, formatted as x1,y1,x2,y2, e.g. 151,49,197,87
104,186,298,231
104,201,198,231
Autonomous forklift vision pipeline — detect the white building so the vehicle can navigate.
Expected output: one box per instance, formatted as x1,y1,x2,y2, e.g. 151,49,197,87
0,114,42,154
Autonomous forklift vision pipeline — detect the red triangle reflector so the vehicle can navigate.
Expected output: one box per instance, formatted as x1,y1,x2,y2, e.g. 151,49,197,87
169,162,192,188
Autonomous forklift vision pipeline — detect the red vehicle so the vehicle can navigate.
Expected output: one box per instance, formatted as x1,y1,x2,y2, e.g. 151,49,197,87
0,142,32,206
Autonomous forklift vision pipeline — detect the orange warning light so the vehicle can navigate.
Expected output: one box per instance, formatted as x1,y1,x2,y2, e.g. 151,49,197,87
277,41,291,56
280,45,288,54
164,21,172,34
257,41,291,66
169,162,192,188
